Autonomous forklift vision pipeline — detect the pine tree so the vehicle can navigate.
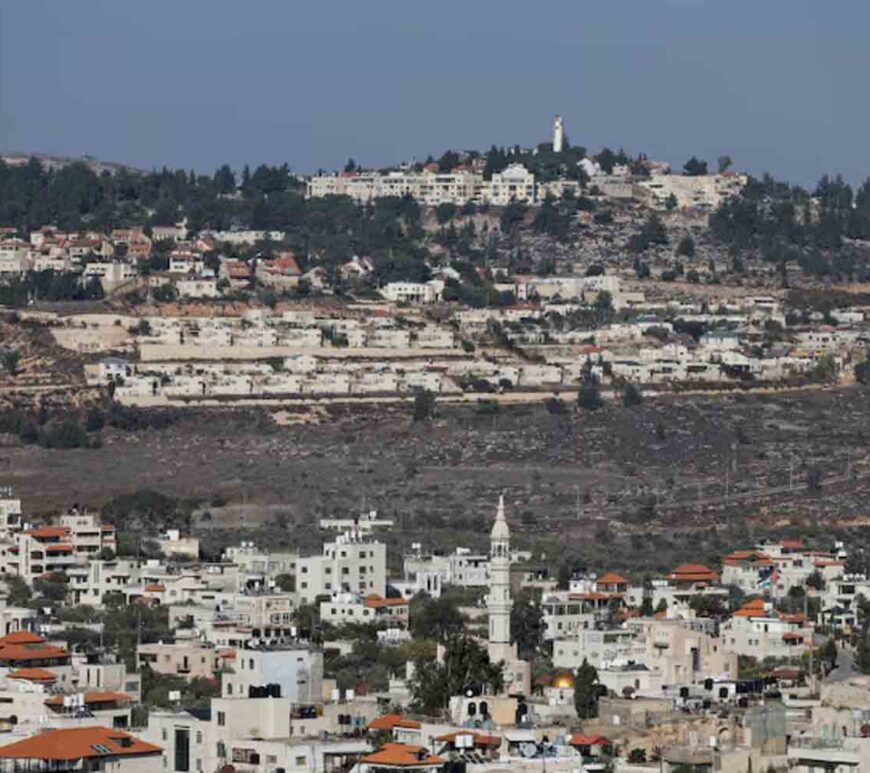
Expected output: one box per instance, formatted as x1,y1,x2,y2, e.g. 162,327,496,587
574,658,600,719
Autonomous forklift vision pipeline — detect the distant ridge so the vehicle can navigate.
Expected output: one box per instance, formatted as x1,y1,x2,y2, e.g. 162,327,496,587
0,151,147,175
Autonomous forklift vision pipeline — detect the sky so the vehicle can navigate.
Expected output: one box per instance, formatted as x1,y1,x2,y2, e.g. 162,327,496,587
1,1,868,186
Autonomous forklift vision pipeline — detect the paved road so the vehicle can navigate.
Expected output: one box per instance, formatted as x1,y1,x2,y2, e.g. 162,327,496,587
827,643,856,683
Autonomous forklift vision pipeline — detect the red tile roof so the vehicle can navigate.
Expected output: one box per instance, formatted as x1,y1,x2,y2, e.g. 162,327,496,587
0,632,44,645
570,734,612,747
364,595,409,609
723,550,772,566
0,726,161,761
367,714,422,731
25,526,70,540
361,743,443,768
668,563,719,583
597,572,628,585
261,255,301,276
0,632,69,663
732,598,769,618
45,692,131,707
8,668,58,683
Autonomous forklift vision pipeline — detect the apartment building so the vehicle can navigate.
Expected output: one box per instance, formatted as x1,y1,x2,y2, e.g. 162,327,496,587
306,163,536,206
295,533,386,605
222,642,322,705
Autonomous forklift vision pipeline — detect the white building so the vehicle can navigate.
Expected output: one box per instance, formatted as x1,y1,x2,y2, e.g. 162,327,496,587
380,281,444,305
295,533,386,605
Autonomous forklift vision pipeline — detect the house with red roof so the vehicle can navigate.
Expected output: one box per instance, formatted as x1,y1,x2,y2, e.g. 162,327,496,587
360,742,444,771
255,252,302,290
721,550,775,595
0,631,71,672
666,564,720,590
218,258,252,289
596,572,629,594
720,598,814,659
569,734,613,759
0,726,160,771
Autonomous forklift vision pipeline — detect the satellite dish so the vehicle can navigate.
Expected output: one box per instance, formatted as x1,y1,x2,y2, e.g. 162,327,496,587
521,742,538,758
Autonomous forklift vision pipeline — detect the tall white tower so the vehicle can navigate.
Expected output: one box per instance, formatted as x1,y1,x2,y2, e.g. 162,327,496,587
552,114,564,153
487,494,512,663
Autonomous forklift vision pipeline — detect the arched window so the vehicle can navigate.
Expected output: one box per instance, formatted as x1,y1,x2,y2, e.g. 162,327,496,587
467,701,477,717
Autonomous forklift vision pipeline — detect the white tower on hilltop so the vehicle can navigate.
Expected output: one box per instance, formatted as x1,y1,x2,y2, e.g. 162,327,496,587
487,494,512,662
553,114,564,153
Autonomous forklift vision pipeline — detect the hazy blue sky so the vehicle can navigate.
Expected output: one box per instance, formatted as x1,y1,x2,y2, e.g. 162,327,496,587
1,1,866,185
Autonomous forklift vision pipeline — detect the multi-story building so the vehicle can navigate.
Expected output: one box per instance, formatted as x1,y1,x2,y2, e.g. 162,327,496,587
720,598,813,658
295,533,386,605
306,164,536,206
137,641,227,681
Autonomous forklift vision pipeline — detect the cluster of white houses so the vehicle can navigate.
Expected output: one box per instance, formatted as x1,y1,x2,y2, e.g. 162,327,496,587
306,154,747,212
70,291,864,406
0,491,865,770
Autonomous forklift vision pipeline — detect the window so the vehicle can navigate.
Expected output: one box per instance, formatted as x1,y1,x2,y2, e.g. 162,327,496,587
161,729,167,741
217,742,226,758
227,683,233,696
196,731,202,745
217,712,225,727
295,756,307,766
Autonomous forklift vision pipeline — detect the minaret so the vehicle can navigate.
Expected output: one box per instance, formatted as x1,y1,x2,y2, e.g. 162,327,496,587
553,115,564,154
487,494,512,662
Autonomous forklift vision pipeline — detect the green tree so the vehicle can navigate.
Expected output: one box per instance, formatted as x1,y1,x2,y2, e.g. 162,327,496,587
573,658,600,719
622,382,643,407
412,389,436,422
2,350,20,375
409,593,465,643
717,155,733,174
4,576,30,607
511,589,545,660
435,202,457,225
409,634,504,714
857,628,870,674
821,638,837,669
578,371,602,411
683,156,708,176
676,235,696,258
